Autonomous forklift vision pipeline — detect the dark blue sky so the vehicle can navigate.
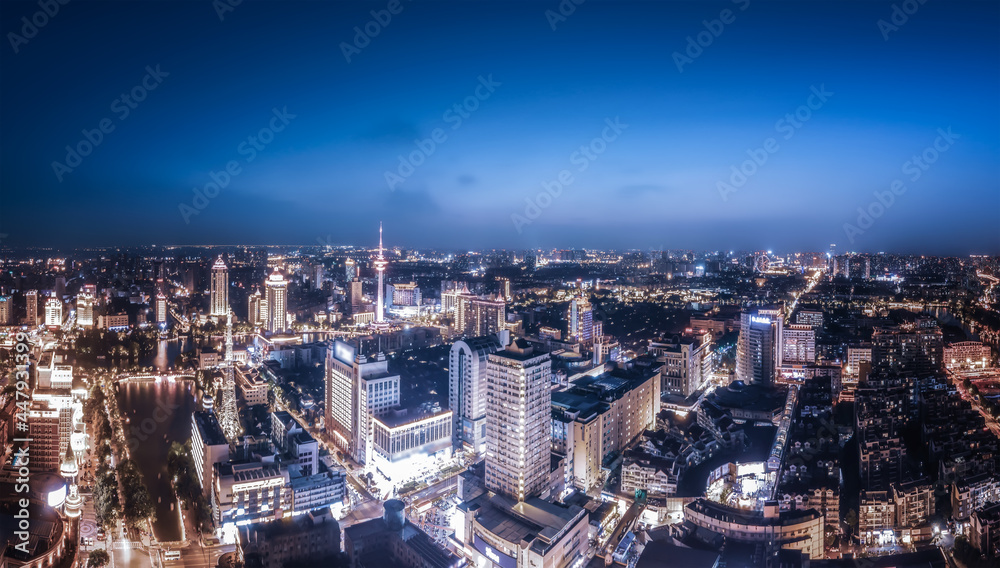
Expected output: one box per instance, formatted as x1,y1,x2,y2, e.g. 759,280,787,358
1,0,998,253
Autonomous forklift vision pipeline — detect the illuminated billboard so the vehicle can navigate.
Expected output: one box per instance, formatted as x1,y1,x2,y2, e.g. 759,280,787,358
474,534,516,568
333,340,356,365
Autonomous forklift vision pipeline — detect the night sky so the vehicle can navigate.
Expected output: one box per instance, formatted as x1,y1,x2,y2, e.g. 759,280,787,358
1,0,998,253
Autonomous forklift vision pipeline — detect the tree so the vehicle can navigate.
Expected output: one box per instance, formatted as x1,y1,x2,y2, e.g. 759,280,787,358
94,471,120,529
845,508,858,536
87,549,110,568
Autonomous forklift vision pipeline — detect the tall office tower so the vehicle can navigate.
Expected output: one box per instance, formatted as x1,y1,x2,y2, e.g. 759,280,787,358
210,255,229,317
570,298,578,338
372,223,389,331
155,292,168,324
865,257,871,280
219,311,240,440
0,295,11,324
498,278,512,302
25,289,39,326
345,258,357,282
76,293,94,328
44,297,62,327
781,324,816,364
325,340,399,465
736,307,783,386
568,297,593,343
247,288,264,326
313,263,324,290
349,279,364,315
449,330,509,457
485,339,552,501
265,269,288,333
456,288,506,337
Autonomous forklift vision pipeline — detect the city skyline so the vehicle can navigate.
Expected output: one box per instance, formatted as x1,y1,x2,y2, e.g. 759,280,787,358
1,1,997,254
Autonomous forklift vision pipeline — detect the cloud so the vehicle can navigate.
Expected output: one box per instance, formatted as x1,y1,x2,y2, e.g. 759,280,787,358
457,174,477,187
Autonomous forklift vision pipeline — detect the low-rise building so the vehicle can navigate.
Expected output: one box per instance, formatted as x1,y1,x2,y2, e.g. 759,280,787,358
236,365,268,406
970,501,1000,560
684,498,824,560
952,473,1000,521
344,499,463,568
460,493,589,568
239,509,341,568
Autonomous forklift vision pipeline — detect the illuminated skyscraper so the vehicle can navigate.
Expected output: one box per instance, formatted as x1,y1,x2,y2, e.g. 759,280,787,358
372,223,389,331
449,330,508,457
211,255,229,317
485,339,551,501
736,307,783,386
44,296,62,328
155,292,168,324
345,258,357,282
25,289,39,326
265,269,287,333
247,288,264,326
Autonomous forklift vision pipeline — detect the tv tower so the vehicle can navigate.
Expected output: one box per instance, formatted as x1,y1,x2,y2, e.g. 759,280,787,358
372,223,390,332
219,309,240,440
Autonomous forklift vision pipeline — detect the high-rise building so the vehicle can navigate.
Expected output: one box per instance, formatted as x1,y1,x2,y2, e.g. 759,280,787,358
781,324,816,364
569,297,593,343
650,336,709,397
736,307,783,386
456,286,505,337
485,338,551,501
265,269,288,333
449,330,508,457
211,255,229,317
155,292,168,324
324,340,399,465
248,288,264,326
76,293,94,328
25,289,39,326
44,296,62,328
0,295,11,325
499,277,512,302
344,258,357,282
348,279,364,316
